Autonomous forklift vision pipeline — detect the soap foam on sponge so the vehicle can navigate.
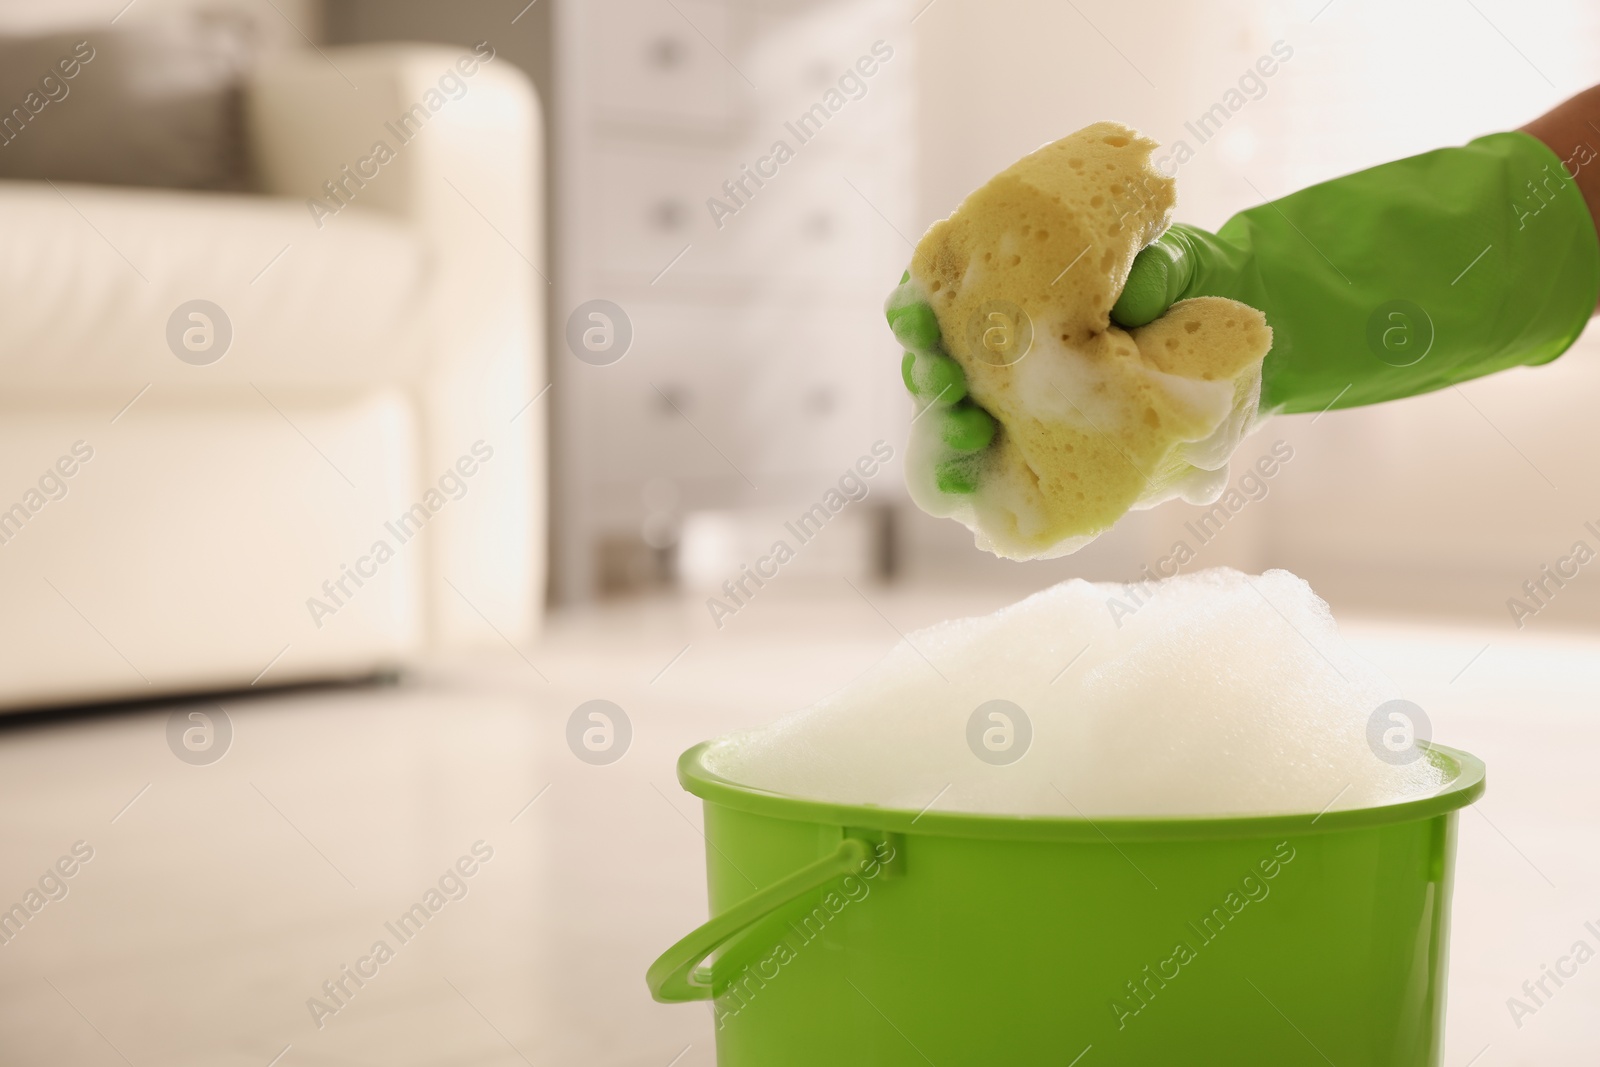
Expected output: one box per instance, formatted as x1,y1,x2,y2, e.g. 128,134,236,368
893,122,1272,561
703,569,1449,818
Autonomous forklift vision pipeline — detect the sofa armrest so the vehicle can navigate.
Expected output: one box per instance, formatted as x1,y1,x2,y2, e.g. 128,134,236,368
247,43,536,232
248,44,546,651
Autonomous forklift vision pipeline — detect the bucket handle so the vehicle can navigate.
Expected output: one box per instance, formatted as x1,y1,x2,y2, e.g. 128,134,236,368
647,836,872,1003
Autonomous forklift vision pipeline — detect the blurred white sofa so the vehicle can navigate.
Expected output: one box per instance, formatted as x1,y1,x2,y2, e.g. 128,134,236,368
0,44,545,710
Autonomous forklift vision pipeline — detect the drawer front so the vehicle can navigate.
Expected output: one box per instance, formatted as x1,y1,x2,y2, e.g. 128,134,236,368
591,141,910,298
585,0,745,132
728,158,911,298
573,296,906,498
592,142,750,289
579,299,753,493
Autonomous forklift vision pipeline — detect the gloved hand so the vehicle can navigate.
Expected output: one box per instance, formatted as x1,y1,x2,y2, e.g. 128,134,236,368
889,289,997,494
1109,130,1599,413
890,129,1600,503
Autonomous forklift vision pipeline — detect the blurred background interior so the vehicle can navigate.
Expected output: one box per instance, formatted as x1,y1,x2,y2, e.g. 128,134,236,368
0,0,1597,1064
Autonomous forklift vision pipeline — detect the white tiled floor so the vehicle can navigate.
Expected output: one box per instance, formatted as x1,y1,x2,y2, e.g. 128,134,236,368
0,586,1596,1066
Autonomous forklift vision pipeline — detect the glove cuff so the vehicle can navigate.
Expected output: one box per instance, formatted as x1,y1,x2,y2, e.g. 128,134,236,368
1494,130,1600,367
1219,130,1600,413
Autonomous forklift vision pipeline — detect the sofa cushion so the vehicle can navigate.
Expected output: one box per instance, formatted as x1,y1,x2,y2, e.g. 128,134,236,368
0,180,431,391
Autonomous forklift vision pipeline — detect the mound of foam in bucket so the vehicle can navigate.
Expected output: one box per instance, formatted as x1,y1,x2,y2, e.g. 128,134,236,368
703,567,1447,817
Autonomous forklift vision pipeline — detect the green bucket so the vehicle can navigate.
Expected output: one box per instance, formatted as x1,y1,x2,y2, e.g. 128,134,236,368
648,741,1485,1066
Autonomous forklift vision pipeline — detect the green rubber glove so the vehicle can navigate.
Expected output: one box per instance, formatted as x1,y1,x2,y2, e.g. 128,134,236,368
1109,130,1600,414
890,272,997,495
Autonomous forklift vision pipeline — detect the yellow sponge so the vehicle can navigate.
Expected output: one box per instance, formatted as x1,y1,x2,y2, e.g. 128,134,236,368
897,122,1271,560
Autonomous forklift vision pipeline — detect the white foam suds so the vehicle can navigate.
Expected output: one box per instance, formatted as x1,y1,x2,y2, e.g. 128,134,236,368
703,568,1450,818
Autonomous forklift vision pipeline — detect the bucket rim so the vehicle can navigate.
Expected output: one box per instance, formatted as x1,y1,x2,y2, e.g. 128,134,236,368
676,741,1485,842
